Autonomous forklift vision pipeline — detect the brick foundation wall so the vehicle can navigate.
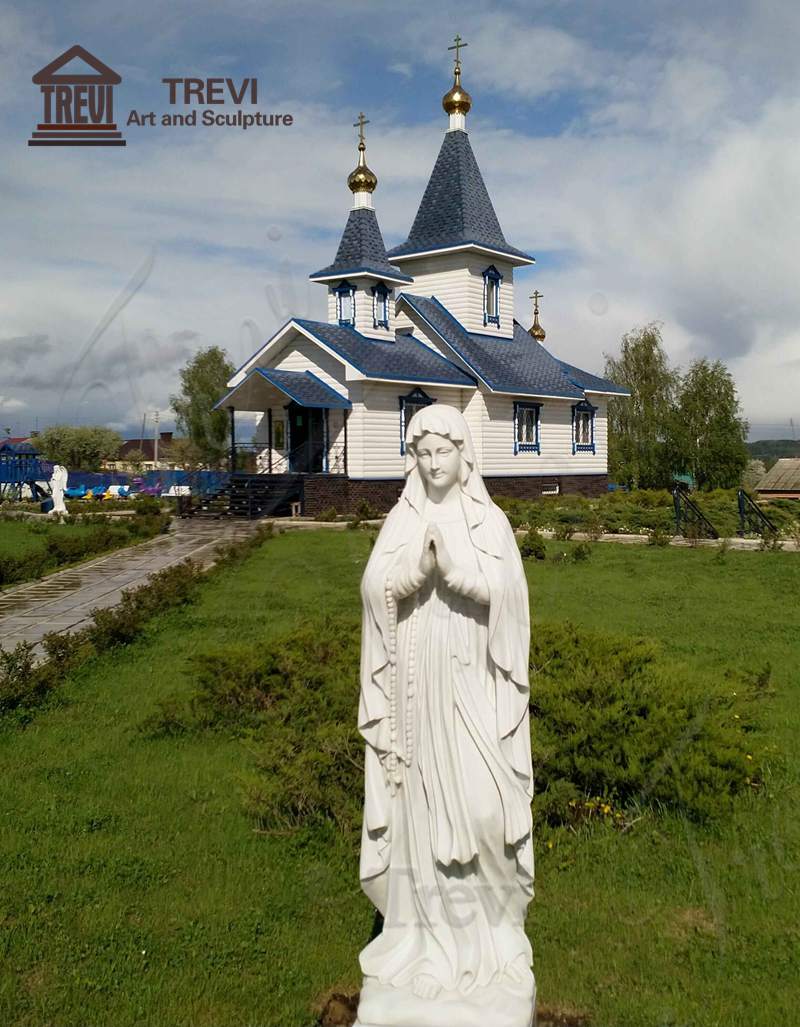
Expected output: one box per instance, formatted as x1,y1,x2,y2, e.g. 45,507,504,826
483,473,609,500
302,477,404,517
302,473,608,516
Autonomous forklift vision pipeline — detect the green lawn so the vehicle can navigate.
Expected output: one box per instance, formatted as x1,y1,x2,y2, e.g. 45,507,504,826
0,520,95,559
0,532,798,1027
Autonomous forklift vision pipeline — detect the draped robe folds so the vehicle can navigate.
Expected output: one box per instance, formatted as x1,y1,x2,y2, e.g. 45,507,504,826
357,477,535,1004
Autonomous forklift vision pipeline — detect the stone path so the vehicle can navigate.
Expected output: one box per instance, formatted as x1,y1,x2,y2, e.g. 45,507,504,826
538,529,800,550
0,519,260,653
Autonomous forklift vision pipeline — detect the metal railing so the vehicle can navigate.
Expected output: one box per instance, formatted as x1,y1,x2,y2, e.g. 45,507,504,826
672,486,719,540
737,489,777,537
232,440,347,475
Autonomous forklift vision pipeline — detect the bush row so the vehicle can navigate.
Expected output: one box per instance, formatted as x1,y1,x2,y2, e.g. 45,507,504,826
0,523,274,725
0,509,171,586
496,488,800,540
141,613,774,837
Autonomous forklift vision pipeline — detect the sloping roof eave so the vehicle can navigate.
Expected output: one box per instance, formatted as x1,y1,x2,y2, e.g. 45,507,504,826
308,265,413,284
387,239,535,266
214,366,351,411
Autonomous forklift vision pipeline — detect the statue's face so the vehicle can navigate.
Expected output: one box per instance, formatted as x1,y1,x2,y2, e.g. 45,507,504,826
414,433,461,493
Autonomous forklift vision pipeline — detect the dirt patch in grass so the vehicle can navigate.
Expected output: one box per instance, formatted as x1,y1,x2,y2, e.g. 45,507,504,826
315,990,359,1026
668,906,719,940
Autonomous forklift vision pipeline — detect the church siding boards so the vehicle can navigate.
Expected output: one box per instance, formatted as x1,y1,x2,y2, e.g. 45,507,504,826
481,392,608,477
392,253,515,337
351,382,467,479
272,331,348,391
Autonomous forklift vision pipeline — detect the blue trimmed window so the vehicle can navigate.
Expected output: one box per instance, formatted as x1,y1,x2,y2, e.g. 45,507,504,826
372,282,390,329
572,400,597,454
399,387,435,455
483,265,502,327
513,401,541,454
334,280,356,327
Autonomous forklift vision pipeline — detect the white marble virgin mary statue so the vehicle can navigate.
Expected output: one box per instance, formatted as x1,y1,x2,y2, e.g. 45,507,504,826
356,404,535,1027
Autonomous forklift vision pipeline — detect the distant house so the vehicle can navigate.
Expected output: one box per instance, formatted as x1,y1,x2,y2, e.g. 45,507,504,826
755,459,800,500
105,432,176,472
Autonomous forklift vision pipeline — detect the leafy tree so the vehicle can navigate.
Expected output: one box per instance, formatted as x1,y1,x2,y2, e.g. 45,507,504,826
38,425,122,470
672,359,749,490
742,459,767,490
167,436,205,469
604,323,679,489
123,447,148,471
170,347,234,468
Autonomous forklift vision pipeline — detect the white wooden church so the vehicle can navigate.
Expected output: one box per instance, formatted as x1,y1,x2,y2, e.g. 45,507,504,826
216,44,628,516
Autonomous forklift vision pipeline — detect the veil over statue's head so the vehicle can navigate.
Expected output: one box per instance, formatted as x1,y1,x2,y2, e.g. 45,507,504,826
401,404,493,530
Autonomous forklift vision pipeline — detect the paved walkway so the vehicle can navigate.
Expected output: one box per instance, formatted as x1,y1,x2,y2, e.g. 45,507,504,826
0,520,260,653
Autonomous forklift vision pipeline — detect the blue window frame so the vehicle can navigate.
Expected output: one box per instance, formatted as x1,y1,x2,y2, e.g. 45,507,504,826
333,280,356,327
513,401,541,454
399,386,435,455
483,265,502,327
572,400,597,454
372,283,390,329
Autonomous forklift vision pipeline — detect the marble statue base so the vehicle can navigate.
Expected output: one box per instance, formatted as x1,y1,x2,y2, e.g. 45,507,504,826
355,975,535,1027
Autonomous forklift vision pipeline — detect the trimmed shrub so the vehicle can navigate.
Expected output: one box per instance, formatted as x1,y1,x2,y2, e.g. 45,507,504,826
495,488,800,540
354,499,382,521
571,541,592,562
153,615,774,840
529,622,772,825
519,528,547,561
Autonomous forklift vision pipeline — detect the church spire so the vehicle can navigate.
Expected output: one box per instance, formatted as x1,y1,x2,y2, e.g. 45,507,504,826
347,112,378,208
442,34,472,132
529,291,546,341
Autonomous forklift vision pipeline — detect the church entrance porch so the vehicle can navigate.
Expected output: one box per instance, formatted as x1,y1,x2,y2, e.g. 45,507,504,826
213,366,351,478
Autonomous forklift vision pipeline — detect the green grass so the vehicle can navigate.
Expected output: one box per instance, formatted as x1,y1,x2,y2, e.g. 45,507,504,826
0,532,798,1027
0,520,95,559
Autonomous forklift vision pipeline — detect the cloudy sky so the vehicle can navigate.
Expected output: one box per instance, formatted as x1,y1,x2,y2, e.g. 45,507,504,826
0,0,797,440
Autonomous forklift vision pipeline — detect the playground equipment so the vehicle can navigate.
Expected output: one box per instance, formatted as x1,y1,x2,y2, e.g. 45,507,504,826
0,440,51,502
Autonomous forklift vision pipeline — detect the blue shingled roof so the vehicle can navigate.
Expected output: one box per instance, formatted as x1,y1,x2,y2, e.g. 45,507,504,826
554,358,630,397
214,367,352,410
399,294,628,398
387,131,533,264
310,207,412,283
258,368,352,408
293,318,475,387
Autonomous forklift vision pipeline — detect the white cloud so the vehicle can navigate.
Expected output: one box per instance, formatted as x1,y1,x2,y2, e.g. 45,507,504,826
2,0,798,439
0,396,26,411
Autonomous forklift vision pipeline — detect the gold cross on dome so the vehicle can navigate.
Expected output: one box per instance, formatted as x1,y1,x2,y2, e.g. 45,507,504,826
530,290,543,311
448,34,468,69
353,112,369,145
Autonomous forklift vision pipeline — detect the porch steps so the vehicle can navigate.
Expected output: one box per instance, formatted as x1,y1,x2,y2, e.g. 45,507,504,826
228,473,303,519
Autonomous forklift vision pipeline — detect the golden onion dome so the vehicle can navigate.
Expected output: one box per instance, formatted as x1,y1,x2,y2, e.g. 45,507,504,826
347,140,378,194
530,312,546,341
442,64,472,116
529,292,546,341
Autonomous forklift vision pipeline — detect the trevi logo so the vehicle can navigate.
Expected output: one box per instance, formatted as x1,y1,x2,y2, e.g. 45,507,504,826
28,45,126,147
